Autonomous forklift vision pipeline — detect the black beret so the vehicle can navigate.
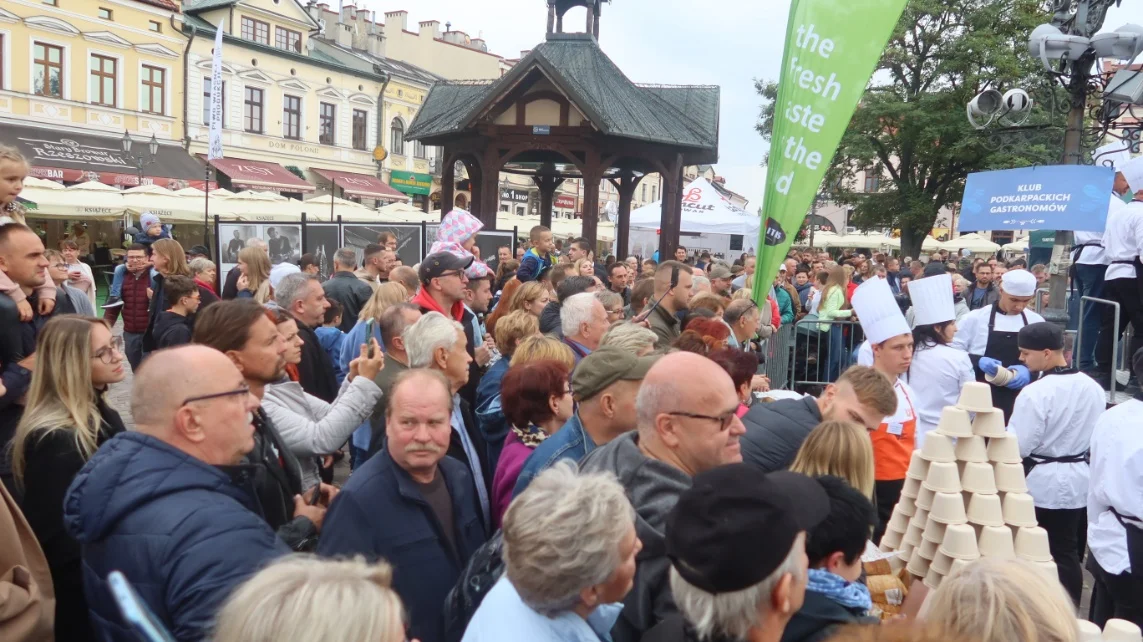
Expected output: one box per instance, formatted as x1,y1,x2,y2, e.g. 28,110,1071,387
1017,322,1064,351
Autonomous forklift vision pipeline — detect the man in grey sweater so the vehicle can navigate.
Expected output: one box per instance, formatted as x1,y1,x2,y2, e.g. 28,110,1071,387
579,351,746,642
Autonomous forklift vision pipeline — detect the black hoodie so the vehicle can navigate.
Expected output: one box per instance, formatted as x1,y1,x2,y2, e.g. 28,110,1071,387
780,590,879,642
153,310,192,348
740,395,822,473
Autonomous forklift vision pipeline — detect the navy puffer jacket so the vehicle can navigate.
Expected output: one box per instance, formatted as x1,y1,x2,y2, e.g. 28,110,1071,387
63,432,290,641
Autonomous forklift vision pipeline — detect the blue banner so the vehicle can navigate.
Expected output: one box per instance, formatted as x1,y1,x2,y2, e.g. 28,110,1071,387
958,165,1114,232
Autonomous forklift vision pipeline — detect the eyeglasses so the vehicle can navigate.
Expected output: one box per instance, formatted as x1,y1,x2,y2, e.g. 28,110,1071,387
668,410,739,431
92,336,125,364
437,270,465,280
181,384,251,406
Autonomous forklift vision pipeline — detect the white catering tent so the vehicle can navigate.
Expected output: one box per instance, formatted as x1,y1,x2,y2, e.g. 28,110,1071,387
625,177,759,258
940,233,1000,253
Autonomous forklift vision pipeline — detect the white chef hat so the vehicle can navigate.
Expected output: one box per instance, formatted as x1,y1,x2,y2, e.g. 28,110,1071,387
1000,269,1037,297
851,277,911,345
909,274,956,327
1119,156,1143,192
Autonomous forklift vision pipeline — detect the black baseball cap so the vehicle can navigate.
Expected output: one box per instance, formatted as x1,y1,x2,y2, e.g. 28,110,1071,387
418,251,473,283
187,245,211,258
666,465,829,594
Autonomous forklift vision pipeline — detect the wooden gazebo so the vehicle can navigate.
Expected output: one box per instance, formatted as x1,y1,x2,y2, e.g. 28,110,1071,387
405,0,720,258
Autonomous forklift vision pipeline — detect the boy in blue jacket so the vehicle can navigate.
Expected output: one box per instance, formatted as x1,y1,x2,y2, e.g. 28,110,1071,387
315,300,347,383
515,225,554,282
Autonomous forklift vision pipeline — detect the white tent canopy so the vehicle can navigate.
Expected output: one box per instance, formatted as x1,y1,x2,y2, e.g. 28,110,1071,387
628,177,759,236
880,235,943,252
1003,239,1029,252
940,233,1000,253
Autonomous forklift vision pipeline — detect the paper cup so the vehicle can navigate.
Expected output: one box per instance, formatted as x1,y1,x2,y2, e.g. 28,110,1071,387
918,537,940,560
903,524,923,547
902,476,921,498
1075,619,1102,642
939,524,981,560
889,510,910,534
898,542,916,562
994,462,1029,493
880,529,903,551
978,525,1016,558
930,491,968,525
924,461,963,493
916,486,936,511
923,566,944,589
1014,526,1052,562
1002,493,1038,528
984,367,1014,387
921,432,957,463
961,461,998,495
957,382,994,412
948,557,975,577
897,493,917,517
1102,619,1143,642
906,451,931,480
972,410,1008,438
987,434,1022,464
922,516,948,544
1036,560,1060,584
967,493,1005,527
930,551,954,575
906,551,931,577
936,406,973,438
955,435,989,463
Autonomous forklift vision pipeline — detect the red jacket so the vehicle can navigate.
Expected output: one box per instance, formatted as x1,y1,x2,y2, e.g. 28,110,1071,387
411,287,464,321
768,296,781,329
121,269,151,334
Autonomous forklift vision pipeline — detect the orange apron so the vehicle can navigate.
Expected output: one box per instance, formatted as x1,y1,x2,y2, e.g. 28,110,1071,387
871,381,917,481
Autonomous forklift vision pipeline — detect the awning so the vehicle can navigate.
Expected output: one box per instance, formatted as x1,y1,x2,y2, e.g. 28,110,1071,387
5,124,215,190
314,168,407,202
208,157,315,193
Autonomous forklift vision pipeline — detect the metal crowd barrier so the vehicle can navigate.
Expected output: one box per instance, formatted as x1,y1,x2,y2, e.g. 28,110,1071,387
1077,296,1123,402
761,323,794,390
789,318,863,393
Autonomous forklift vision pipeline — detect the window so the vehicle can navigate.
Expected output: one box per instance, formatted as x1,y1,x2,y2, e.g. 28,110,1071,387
283,95,301,140
0,34,5,89
89,54,116,107
390,118,404,156
414,140,426,159
319,102,335,145
149,20,162,33
352,109,368,150
275,27,301,53
864,171,880,193
33,42,64,98
651,185,658,201
98,7,113,20
641,184,647,201
244,87,263,133
43,0,57,5
140,65,165,114
241,17,270,45
203,77,225,126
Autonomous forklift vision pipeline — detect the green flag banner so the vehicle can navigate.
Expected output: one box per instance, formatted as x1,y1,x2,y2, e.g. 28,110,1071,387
752,0,908,304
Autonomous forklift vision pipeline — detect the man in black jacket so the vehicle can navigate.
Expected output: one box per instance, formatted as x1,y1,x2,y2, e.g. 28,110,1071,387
323,248,373,332
192,299,328,550
740,365,897,473
0,223,73,495
276,272,338,403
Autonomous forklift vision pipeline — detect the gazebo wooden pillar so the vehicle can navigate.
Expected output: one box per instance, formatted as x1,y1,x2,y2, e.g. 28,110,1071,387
534,173,563,229
441,153,455,218
658,154,685,259
475,148,502,229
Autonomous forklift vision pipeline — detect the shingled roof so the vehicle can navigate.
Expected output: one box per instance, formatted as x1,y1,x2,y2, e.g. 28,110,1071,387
406,34,719,151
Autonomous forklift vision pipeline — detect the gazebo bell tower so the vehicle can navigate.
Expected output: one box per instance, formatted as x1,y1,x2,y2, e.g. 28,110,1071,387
547,0,603,39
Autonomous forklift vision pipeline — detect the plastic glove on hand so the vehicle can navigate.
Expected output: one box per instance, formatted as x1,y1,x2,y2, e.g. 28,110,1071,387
1006,365,1031,389
978,357,1002,377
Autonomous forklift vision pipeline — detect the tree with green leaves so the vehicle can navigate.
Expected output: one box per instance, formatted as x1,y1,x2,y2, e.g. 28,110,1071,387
756,0,1061,259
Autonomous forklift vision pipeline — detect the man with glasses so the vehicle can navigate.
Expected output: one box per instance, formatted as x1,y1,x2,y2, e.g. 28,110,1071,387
104,244,152,370
62,345,290,641
193,300,328,551
412,252,481,404
578,351,746,641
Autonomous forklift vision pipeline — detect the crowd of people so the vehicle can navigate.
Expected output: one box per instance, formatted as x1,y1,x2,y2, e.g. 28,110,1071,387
0,141,1138,642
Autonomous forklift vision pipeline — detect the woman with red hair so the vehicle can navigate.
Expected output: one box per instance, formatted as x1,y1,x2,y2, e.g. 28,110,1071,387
708,348,761,417
490,360,573,527
672,317,731,354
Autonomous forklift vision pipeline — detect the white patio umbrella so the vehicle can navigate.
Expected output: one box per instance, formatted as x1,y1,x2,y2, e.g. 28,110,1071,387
24,176,64,190
880,235,942,252
121,184,236,224
302,194,379,222
1002,239,1029,252
20,181,125,220
940,233,1000,253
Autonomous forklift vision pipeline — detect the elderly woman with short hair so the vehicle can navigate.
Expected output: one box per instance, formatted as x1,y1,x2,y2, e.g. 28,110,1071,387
462,461,641,641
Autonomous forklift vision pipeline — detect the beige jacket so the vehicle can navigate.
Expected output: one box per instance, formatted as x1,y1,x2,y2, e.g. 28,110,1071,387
0,482,54,641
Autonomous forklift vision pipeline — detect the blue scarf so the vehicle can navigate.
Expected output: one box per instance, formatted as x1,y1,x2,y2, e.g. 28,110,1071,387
806,568,872,612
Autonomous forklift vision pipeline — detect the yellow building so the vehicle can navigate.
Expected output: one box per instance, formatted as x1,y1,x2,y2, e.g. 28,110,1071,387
0,0,206,188
181,0,405,204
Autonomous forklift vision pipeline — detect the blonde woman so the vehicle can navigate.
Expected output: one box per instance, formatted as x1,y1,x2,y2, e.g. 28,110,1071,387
921,557,1079,642
236,246,273,304
818,265,853,381
213,556,407,642
510,281,551,319
338,281,409,380
789,420,875,500
574,257,595,278
11,316,126,641
510,335,576,370
600,322,658,356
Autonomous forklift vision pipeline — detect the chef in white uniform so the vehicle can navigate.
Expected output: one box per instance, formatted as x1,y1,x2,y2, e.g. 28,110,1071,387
906,274,975,447
1006,322,1103,605
1096,156,1143,387
851,278,918,541
951,269,1045,420
1088,347,1143,627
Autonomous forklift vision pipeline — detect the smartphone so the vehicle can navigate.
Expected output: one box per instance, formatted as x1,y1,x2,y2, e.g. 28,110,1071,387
108,571,176,642
307,482,324,506
364,319,376,358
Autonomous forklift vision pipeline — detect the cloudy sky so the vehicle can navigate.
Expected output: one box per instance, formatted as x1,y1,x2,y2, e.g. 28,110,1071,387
357,0,1143,213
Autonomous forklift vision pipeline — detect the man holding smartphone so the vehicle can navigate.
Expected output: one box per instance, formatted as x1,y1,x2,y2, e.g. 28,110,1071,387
644,261,694,350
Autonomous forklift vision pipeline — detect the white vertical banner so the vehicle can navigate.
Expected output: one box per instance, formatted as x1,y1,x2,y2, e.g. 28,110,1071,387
207,20,225,161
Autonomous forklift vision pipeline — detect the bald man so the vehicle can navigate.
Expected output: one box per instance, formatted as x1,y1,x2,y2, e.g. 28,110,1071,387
579,352,746,641
63,346,290,641
389,265,420,297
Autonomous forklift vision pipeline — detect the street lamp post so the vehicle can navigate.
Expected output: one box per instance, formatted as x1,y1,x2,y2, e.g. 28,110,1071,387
121,130,159,186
